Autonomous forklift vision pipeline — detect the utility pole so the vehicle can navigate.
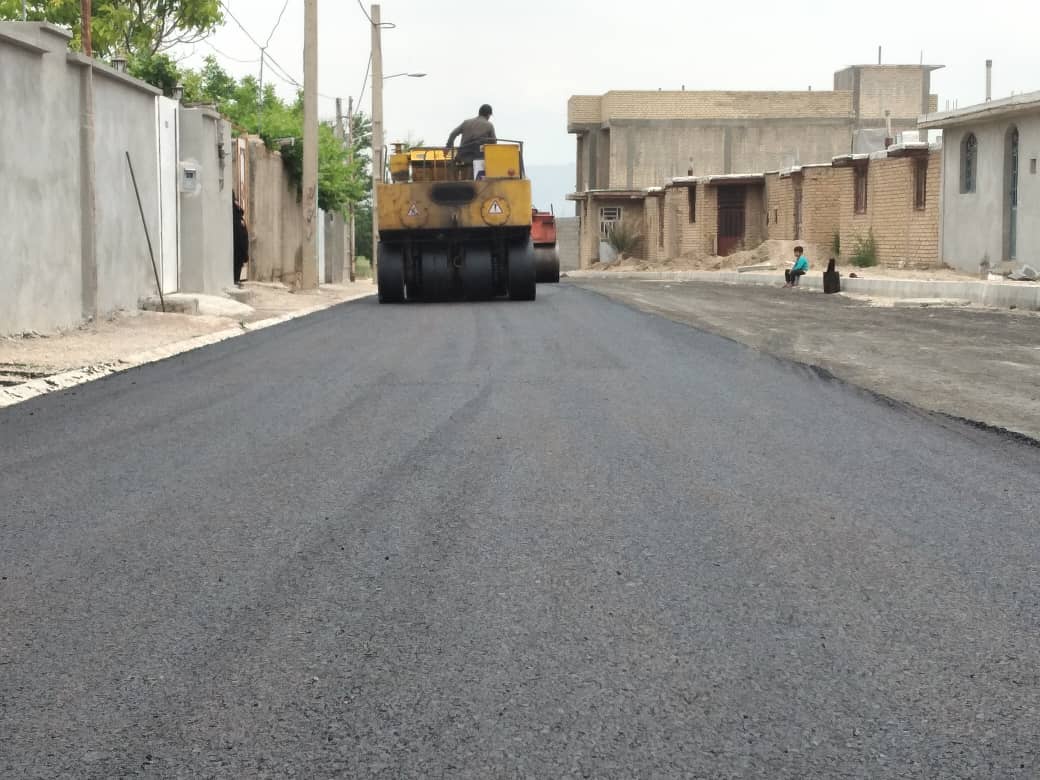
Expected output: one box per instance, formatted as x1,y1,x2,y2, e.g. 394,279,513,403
300,0,319,289
81,0,92,55
370,3,383,282
347,95,356,282
335,97,348,283
80,0,98,321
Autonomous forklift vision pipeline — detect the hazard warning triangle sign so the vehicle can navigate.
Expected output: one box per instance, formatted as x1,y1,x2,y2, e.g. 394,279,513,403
488,200,503,215
406,203,419,217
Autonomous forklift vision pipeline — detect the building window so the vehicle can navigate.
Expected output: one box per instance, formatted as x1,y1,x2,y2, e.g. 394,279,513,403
854,166,868,214
599,206,622,239
961,133,978,194
687,185,696,223
914,158,928,210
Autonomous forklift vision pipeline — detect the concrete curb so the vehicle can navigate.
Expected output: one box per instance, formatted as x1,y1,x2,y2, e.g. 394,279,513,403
567,270,1040,311
0,290,375,409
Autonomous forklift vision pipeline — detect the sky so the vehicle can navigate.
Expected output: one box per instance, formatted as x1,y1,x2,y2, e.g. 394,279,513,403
182,0,1040,210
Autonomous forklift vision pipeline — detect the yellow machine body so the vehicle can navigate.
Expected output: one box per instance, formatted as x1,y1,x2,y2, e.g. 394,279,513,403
377,178,532,234
379,144,530,234
375,143,541,302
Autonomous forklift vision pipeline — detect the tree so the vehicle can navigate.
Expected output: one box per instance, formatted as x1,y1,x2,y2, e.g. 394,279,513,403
0,0,222,58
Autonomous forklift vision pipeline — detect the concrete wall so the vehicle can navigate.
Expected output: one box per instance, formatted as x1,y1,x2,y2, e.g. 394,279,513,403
0,24,83,334
576,195,645,267
556,217,579,271
607,120,853,189
178,108,233,294
91,68,162,315
324,212,347,283
246,137,305,283
0,22,167,335
940,116,1040,273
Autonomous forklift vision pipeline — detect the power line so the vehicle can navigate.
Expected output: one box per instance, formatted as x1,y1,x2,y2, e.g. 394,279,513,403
218,0,301,87
203,40,259,64
218,1,263,50
357,52,372,107
356,0,396,29
264,0,291,48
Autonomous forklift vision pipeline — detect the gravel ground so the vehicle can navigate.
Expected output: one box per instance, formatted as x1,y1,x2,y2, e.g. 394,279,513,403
1,284,1038,778
0,281,375,376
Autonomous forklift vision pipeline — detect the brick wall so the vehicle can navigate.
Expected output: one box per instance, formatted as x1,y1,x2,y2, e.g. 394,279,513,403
667,184,718,257
599,90,853,120
567,95,603,127
746,185,766,247
765,174,796,240
837,151,941,268
801,168,843,248
645,195,667,263
855,67,929,120
764,167,843,250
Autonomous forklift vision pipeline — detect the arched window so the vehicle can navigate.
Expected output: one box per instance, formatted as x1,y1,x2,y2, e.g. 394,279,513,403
961,133,978,194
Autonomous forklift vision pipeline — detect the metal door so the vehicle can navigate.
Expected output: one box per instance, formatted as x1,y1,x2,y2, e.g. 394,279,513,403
716,185,745,256
156,97,180,293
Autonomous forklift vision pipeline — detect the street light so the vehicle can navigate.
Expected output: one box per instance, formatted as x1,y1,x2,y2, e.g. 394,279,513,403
370,7,427,283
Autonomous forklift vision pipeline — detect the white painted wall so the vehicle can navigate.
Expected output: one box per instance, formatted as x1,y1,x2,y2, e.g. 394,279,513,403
940,114,1040,273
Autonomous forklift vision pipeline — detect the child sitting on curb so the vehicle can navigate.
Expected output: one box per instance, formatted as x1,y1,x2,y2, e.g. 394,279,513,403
784,246,809,287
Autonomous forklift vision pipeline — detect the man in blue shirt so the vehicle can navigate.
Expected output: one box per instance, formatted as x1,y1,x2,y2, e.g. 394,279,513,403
785,246,809,287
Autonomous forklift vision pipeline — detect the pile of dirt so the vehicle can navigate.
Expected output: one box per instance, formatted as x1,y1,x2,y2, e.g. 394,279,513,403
592,241,982,281
595,240,826,273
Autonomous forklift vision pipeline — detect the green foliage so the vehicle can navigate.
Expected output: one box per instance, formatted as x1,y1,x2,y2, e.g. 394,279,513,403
353,201,372,260
0,0,222,57
831,231,841,258
605,221,642,258
850,230,879,268
128,52,181,97
148,56,372,214
354,256,372,279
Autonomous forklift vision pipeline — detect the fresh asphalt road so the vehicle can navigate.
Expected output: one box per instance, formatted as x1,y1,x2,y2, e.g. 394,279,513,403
2,283,1038,778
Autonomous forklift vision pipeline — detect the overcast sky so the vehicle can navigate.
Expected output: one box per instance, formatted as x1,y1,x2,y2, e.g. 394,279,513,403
186,0,1038,167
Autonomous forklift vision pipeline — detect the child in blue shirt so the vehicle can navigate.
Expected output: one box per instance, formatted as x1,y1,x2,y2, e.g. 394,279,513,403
785,246,809,287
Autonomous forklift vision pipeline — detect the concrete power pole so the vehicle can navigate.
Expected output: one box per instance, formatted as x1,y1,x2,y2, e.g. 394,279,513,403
347,95,356,282
370,3,383,282
335,97,348,283
81,0,92,54
300,0,319,289
80,0,98,321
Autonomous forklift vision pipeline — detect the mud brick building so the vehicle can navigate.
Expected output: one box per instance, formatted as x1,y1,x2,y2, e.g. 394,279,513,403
569,64,940,266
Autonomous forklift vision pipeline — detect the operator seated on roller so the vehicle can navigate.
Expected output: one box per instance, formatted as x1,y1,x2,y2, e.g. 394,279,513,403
445,104,496,177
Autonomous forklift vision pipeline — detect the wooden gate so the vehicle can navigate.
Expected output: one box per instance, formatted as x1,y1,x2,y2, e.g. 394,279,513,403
716,185,746,256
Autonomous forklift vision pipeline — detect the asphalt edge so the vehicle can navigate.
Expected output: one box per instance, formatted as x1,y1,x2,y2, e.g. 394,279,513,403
0,291,375,410
570,281,1040,451
565,270,1040,311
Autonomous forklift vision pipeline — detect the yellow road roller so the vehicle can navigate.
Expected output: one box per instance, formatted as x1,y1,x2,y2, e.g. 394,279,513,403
376,143,537,302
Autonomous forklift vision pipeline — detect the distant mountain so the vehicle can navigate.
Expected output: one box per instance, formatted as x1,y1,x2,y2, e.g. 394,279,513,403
527,163,577,218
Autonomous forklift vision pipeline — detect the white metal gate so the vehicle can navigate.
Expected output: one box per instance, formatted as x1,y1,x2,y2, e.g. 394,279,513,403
156,97,180,293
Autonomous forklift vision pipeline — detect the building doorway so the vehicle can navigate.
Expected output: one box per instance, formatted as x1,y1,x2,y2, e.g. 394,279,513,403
716,185,746,256
1005,126,1019,262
